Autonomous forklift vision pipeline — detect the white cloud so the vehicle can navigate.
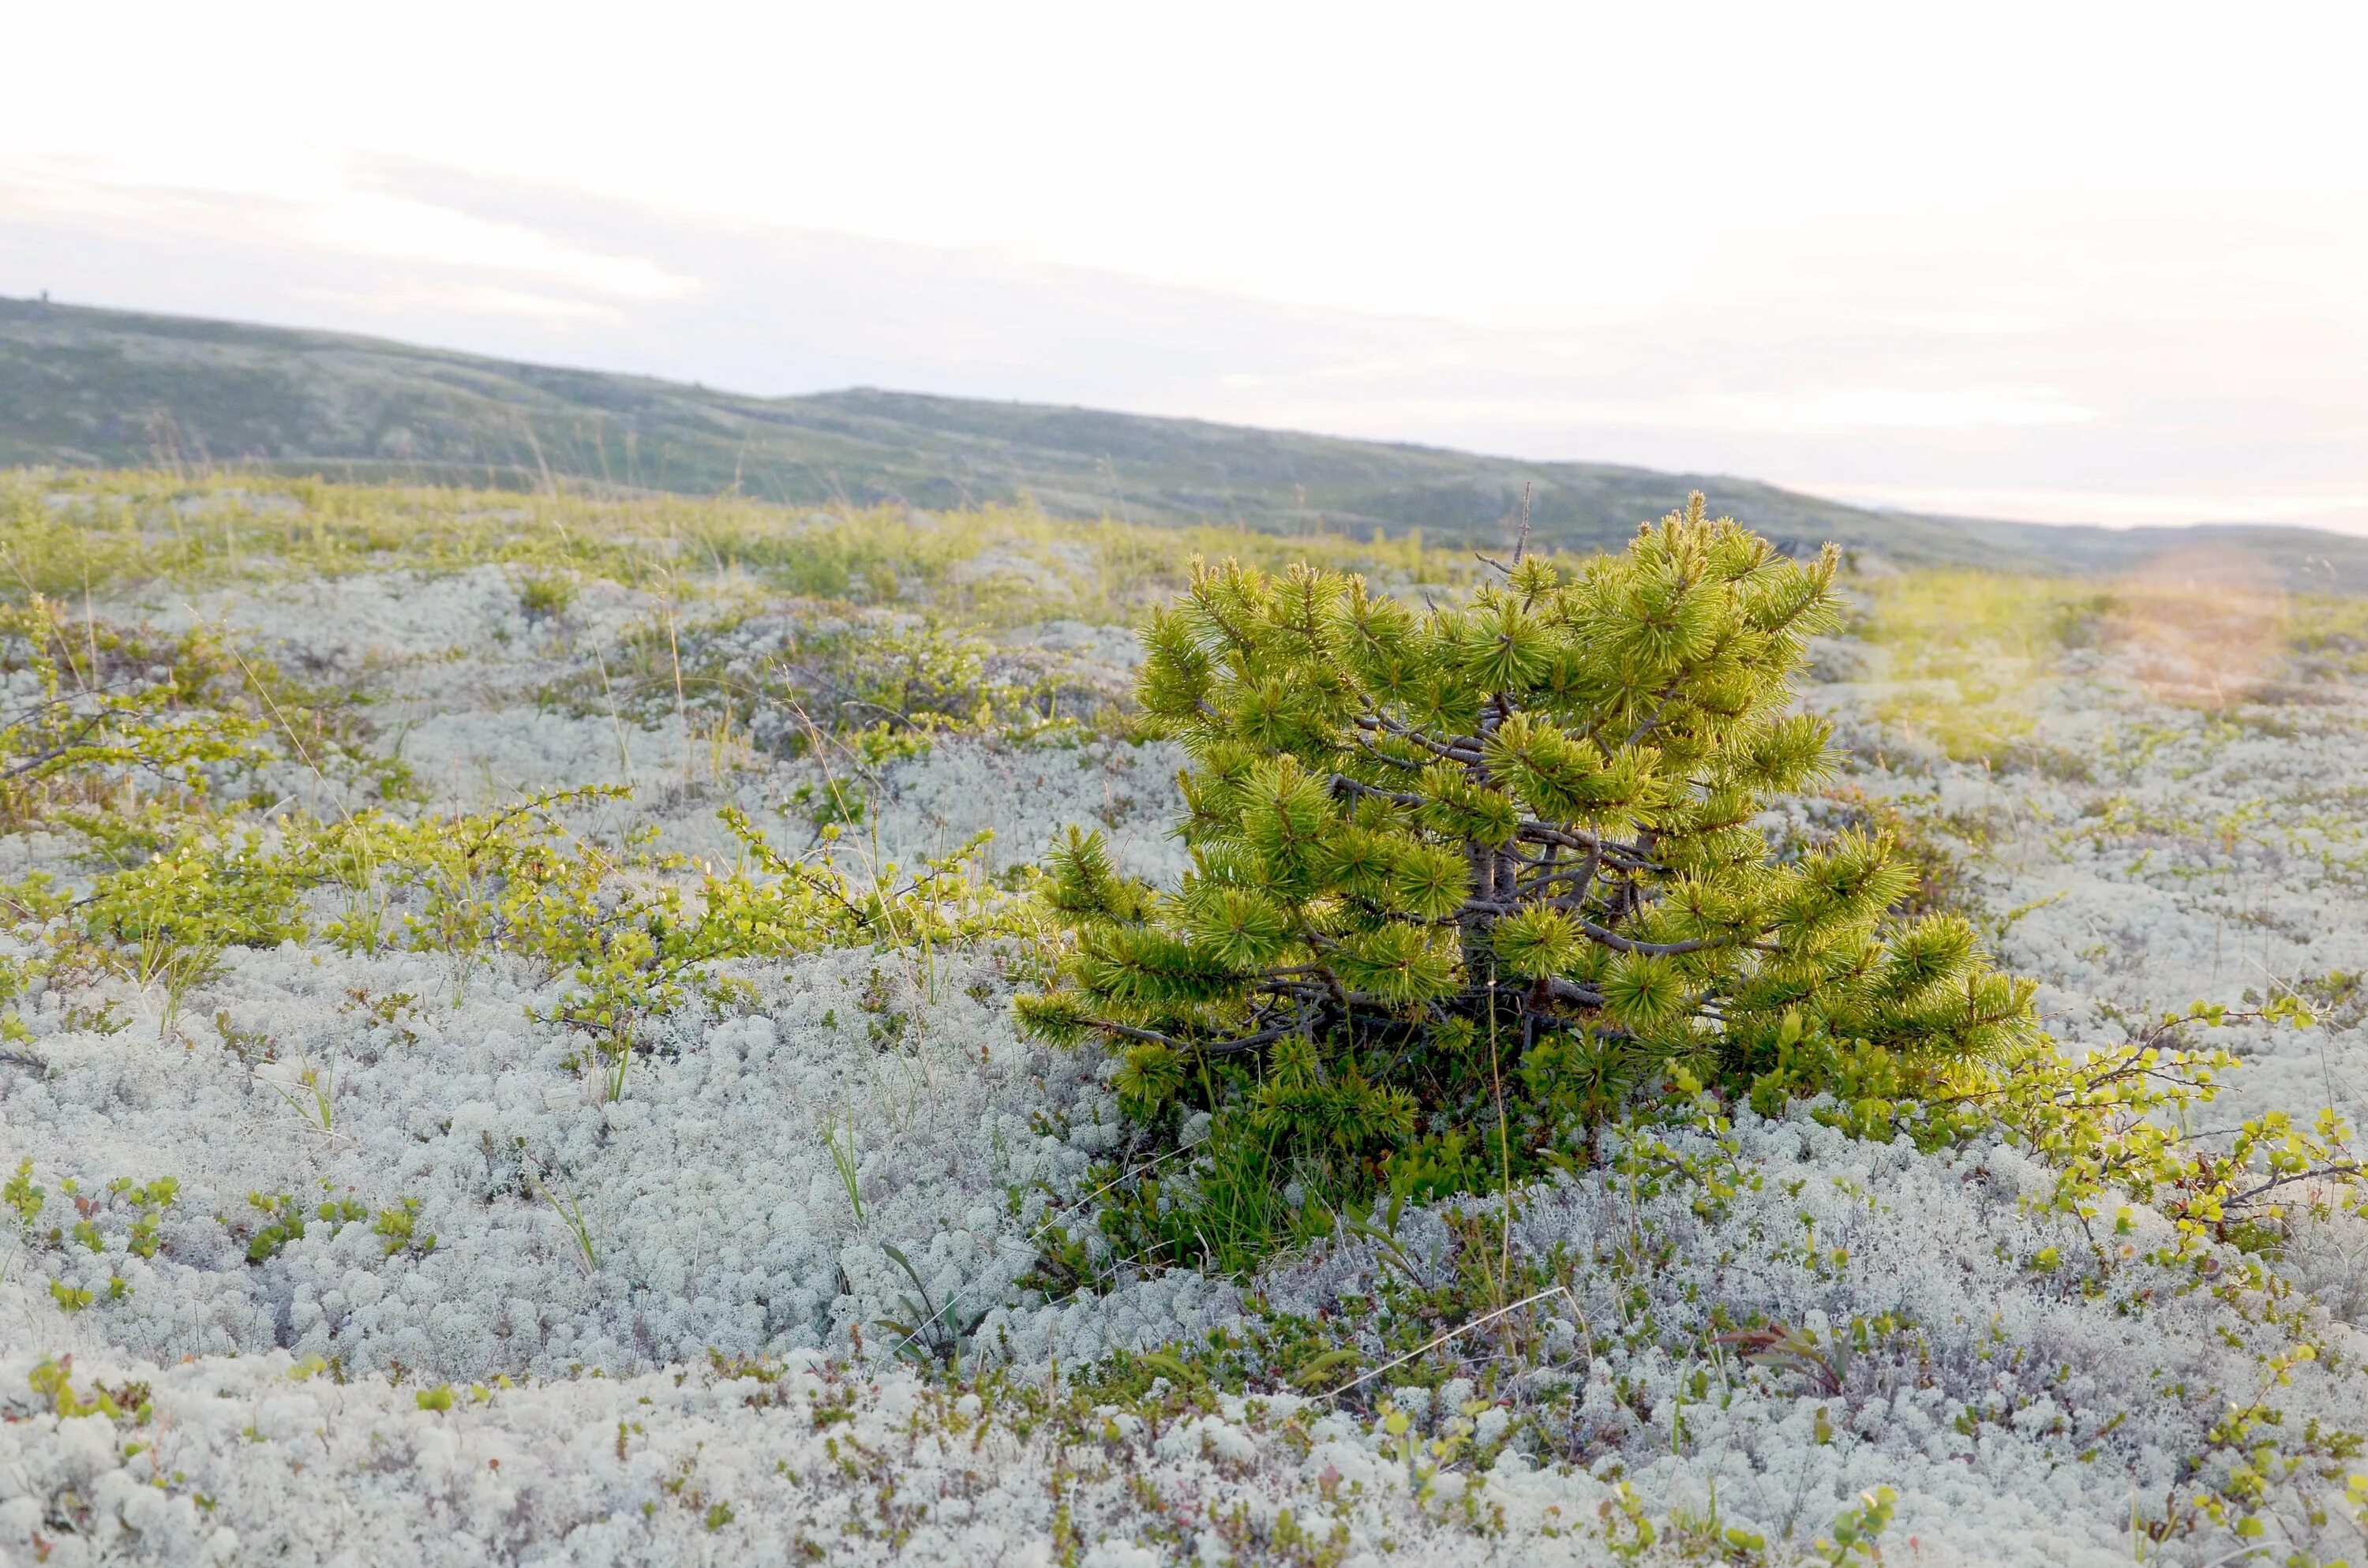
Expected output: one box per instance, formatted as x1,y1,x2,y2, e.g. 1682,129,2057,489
1722,389,2100,433
287,194,696,303
1799,483,2368,534
6,155,695,309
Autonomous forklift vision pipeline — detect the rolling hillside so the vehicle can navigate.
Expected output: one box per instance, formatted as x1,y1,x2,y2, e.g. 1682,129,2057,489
6,294,2365,587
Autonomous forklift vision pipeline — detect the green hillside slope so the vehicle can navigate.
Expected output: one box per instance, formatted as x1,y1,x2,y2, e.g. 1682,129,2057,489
6,294,2364,586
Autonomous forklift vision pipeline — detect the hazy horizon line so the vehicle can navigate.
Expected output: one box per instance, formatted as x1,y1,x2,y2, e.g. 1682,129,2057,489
19,286,2368,543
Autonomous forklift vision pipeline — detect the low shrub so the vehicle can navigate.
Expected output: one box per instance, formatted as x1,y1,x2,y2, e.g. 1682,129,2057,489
57,784,1007,1095
1019,496,2040,1268
0,597,270,832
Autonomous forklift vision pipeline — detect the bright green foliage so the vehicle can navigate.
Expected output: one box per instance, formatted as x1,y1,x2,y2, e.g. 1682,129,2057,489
1902,996,2361,1259
111,1176,178,1259
50,825,318,1040
28,1357,148,1423
508,805,998,1099
244,1191,314,1264
517,571,578,620
81,833,312,1023
0,589,410,1038
242,1190,373,1263
373,1197,436,1259
4,1158,42,1228
8,1163,182,1274
1021,498,2037,1247
43,777,1002,1098
1814,1486,1898,1564
751,617,1077,741
294,794,1000,1099
0,593,400,839
0,597,271,831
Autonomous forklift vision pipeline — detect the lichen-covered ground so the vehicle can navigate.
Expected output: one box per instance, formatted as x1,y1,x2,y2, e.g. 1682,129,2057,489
8,478,2368,1565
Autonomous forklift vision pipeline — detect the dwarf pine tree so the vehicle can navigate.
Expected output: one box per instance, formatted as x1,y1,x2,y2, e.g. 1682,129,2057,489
1018,496,2035,1248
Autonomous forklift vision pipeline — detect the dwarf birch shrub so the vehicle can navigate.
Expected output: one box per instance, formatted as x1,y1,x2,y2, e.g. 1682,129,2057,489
287,794,1003,1098
0,597,272,830
1020,497,2038,1262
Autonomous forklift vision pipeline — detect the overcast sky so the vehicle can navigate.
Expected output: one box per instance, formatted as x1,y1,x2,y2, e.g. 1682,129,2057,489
5,2,2365,530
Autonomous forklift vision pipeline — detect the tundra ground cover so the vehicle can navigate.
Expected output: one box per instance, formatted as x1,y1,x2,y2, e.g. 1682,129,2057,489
6,474,2368,1565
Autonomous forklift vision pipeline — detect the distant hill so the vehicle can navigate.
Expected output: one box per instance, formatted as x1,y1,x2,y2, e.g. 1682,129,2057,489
6,294,2366,589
